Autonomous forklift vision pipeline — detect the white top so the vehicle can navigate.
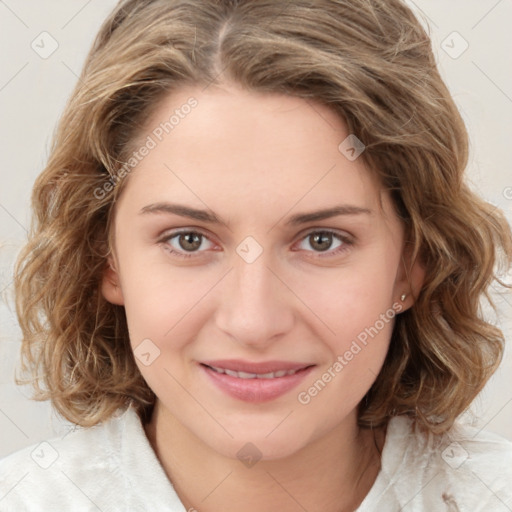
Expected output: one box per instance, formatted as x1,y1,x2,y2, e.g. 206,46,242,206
0,406,510,511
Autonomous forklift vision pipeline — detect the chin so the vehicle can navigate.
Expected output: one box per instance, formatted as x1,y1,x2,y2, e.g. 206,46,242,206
198,420,318,463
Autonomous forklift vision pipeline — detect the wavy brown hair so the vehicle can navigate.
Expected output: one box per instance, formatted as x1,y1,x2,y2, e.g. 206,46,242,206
14,0,512,432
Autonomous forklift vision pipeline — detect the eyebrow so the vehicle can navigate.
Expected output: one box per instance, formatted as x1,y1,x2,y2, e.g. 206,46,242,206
140,202,224,224
284,205,372,225
139,202,372,226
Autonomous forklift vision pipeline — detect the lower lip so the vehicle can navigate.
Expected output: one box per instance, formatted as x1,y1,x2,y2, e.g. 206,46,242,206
200,364,314,403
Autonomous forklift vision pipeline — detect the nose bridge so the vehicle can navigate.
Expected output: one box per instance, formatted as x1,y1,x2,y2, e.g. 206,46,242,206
214,243,294,345
234,251,273,308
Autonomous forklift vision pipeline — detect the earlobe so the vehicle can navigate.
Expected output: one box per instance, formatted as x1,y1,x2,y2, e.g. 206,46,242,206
396,248,426,312
101,256,125,306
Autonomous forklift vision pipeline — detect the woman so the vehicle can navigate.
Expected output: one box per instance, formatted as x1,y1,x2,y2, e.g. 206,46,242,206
1,0,511,510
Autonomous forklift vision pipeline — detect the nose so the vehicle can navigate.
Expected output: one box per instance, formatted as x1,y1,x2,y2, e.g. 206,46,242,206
214,249,295,350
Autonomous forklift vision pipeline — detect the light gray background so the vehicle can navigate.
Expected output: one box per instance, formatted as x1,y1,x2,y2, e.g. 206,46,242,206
0,0,511,459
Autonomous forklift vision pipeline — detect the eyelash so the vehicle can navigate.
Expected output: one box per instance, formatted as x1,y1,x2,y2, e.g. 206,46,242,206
159,229,354,260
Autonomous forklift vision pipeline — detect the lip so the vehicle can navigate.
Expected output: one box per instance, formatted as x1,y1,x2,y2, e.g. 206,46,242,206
199,360,315,403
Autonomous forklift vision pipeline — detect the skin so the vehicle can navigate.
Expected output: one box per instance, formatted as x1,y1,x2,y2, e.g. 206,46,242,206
102,82,424,511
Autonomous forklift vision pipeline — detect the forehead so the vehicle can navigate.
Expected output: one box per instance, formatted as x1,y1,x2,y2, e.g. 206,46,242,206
118,83,389,222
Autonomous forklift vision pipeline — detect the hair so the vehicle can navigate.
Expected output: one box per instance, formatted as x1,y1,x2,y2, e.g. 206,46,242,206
14,0,512,433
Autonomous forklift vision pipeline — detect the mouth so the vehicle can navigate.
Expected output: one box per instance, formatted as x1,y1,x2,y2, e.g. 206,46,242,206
201,364,308,379
199,360,315,402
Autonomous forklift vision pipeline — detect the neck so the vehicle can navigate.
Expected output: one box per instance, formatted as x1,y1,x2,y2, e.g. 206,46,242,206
144,403,385,512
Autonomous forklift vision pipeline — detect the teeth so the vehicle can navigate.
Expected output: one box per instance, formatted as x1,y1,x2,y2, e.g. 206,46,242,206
237,371,258,379
208,366,300,379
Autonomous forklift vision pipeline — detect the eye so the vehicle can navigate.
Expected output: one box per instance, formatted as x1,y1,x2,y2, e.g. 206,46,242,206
295,230,352,256
161,230,216,258
159,228,353,260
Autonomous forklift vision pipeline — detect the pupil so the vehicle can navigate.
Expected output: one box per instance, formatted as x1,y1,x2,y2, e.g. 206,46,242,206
179,233,201,251
311,232,332,251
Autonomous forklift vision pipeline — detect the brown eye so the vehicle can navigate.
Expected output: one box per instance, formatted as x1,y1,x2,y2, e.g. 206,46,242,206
309,232,334,252
295,230,352,257
162,230,215,258
178,232,202,251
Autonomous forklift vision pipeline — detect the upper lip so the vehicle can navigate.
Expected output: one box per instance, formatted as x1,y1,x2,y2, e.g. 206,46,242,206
200,359,314,374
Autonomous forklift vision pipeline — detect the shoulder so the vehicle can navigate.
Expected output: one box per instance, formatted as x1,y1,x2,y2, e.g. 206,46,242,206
0,406,184,512
360,416,512,511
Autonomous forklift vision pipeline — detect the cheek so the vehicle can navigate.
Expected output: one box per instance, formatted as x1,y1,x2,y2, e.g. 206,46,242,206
294,256,399,346
117,247,213,342
295,269,397,421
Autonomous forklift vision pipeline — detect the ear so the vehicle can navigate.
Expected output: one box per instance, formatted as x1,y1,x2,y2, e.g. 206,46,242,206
101,254,125,306
393,243,426,313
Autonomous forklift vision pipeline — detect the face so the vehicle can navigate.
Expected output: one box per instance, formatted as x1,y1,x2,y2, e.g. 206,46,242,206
102,83,421,460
